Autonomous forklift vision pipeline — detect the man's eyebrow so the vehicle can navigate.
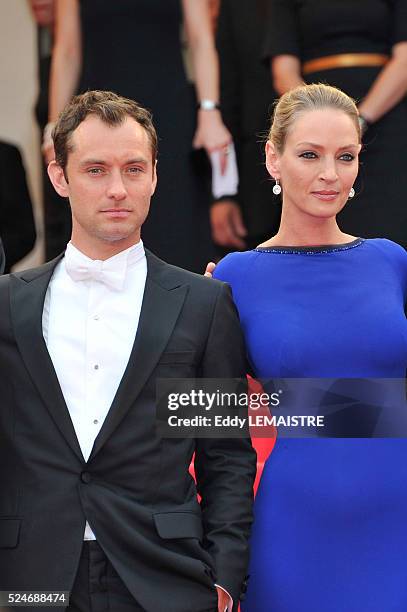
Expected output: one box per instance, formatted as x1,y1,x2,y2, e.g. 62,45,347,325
79,157,149,166
124,158,149,165
79,159,107,166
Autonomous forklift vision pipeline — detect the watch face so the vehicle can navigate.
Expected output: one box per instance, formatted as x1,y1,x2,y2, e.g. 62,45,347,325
200,100,219,110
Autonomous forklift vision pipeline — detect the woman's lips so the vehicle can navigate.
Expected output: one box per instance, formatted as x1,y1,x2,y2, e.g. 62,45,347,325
311,191,339,201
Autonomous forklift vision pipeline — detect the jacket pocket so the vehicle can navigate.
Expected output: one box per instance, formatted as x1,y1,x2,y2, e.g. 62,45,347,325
153,511,203,540
0,518,21,548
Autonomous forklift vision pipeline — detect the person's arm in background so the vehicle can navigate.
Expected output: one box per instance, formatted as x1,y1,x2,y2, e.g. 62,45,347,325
358,41,407,124
42,0,82,162
211,0,247,249
182,0,232,174
263,0,303,95
272,55,303,96
354,0,407,125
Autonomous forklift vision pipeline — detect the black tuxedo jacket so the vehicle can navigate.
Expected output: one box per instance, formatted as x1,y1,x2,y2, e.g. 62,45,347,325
0,250,256,611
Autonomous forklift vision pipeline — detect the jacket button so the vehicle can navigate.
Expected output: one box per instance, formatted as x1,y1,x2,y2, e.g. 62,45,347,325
81,471,92,484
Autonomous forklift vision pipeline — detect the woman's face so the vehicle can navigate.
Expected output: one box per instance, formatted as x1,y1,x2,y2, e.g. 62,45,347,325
266,108,361,220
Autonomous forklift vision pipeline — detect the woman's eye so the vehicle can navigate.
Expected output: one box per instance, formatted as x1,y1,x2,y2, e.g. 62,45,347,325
339,153,355,162
299,151,317,159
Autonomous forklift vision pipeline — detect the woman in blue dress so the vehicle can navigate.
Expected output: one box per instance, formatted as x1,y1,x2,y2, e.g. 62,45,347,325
213,83,407,611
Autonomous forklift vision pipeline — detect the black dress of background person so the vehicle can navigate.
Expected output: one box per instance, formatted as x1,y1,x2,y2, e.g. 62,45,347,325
77,0,214,273
0,142,36,273
216,0,280,248
264,0,407,248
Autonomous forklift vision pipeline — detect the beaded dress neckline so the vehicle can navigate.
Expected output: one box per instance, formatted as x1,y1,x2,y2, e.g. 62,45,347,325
253,237,364,255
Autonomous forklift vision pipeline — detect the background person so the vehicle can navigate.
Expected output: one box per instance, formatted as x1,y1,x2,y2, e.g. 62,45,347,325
264,0,407,247
212,84,407,611
28,0,72,261
44,0,232,272
0,141,37,272
212,0,281,251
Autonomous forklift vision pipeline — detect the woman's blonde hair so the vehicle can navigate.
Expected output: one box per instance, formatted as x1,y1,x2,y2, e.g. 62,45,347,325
269,83,361,153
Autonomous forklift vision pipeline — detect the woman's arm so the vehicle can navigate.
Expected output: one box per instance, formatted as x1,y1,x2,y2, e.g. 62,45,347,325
271,55,303,96
182,0,231,164
44,0,82,161
264,0,302,95
358,42,407,123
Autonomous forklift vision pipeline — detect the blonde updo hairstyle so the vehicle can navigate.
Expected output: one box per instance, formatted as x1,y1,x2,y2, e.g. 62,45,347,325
269,83,361,154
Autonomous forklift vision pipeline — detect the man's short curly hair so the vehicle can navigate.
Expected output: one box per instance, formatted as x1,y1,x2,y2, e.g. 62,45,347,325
53,90,158,171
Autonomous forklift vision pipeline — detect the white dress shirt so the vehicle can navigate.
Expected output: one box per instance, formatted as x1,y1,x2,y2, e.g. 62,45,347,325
42,240,147,539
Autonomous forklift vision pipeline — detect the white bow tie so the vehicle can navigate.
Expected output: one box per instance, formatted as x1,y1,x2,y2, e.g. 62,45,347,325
64,248,127,291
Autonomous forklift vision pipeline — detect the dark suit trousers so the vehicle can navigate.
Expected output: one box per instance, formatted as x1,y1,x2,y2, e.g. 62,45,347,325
67,542,144,612
68,542,218,612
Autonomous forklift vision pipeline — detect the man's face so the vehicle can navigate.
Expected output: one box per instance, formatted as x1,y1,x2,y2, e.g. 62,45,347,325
48,115,157,254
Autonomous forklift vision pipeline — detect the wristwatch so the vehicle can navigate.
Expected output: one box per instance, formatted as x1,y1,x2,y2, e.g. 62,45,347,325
198,99,220,111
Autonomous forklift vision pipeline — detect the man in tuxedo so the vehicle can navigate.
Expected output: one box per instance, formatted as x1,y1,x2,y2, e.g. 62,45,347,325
0,91,256,612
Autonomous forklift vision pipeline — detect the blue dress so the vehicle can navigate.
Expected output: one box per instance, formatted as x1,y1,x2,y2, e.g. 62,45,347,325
214,238,407,612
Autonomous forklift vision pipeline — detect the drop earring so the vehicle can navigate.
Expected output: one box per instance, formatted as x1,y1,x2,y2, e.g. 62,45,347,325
349,187,355,198
273,179,281,195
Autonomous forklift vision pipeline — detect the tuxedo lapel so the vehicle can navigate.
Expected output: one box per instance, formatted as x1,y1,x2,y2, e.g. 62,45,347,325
10,256,84,462
89,252,188,460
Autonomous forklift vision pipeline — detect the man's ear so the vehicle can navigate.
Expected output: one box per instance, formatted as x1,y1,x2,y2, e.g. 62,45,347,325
47,161,69,198
265,140,281,181
151,160,158,196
